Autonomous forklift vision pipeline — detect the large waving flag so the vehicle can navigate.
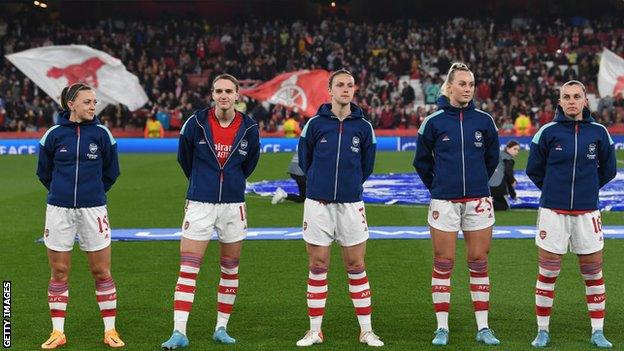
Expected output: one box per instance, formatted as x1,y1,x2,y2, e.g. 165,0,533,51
5,45,148,113
598,48,624,98
241,69,330,117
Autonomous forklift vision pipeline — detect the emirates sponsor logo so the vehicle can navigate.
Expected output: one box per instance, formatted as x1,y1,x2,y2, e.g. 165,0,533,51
215,143,232,159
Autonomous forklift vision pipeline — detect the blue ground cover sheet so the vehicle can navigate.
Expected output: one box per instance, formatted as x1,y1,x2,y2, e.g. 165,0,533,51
248,170,624,211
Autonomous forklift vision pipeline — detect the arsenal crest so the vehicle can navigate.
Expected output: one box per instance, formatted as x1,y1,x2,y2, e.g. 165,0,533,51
539,230,547,239
475,131,482,141
432,211,439,220
184,221,190,230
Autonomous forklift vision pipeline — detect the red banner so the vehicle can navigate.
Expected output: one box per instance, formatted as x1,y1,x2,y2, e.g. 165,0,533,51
241,70,330,117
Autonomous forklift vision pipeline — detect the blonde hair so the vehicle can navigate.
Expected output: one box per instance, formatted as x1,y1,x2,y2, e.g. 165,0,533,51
212,73,240,92
440,62,473,98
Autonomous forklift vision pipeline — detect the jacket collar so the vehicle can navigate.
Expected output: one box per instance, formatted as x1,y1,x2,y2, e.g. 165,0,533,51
316,102,365,120
436,95,476,113
553,105,594,123
57,110,100,126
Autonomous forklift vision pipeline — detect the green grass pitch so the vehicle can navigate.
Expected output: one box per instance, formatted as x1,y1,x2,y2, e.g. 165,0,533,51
0,151,623,350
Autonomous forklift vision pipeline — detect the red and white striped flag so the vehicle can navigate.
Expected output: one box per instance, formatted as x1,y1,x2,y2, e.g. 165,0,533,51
241,70,330,117
5,45,148,113
598,48,624,98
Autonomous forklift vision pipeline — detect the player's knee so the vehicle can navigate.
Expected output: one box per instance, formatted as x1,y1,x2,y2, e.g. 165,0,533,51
467,251,489,262
309,254,330,268
90,266,111,281
50,264,70,281
433,249,455,261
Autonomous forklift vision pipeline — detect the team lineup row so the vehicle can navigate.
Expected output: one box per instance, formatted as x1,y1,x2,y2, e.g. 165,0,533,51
35,66,617,349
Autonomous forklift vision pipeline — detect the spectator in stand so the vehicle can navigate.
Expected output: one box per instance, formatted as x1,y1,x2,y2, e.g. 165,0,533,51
0,15,623,132
283,113,301,137
144,114,164,138
401,81,416,105
379,103,394,129
514,109,533,136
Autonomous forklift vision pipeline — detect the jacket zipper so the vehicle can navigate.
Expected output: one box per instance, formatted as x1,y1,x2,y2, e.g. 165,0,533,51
570,122,579,209
197,118,256,202
74,126,81,207
334,121,343,201
459,111,466,197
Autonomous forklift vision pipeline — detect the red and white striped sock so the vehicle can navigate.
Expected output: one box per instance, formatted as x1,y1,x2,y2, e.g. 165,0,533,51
48,280,68,332
173,252,203,335
535,257,561,332
468,260,490,330
216,257,239,330
95,276,117,332
581,262,606,332
348,268,373,333
432,258,453,330
307,266,328,332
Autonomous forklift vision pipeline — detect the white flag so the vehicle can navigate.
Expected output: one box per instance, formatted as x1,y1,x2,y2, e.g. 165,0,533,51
598,48,624,98
5,45,148,113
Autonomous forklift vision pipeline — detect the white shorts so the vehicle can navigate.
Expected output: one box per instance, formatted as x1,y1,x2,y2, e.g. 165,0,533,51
182,200,247,243
428,197,495,232
536,207,604,255
44,204,111,252
302,199,369,247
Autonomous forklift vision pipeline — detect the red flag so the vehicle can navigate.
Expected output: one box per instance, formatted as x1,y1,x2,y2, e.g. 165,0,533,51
241,70,330,117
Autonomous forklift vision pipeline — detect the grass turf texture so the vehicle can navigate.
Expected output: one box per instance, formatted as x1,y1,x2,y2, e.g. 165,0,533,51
0,151,622,350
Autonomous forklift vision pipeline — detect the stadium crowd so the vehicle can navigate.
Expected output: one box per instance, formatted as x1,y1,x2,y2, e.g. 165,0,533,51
1,16,624,134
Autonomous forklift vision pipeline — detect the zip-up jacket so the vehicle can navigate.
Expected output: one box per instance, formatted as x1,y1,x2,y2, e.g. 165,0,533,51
414,96,500,199
178,108,260,203
298,103,376,202
37,111,120,208
526,106,616,210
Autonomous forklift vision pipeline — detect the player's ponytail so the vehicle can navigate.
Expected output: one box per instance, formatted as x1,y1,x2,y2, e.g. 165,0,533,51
60,83,92,111
440,62,472,98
